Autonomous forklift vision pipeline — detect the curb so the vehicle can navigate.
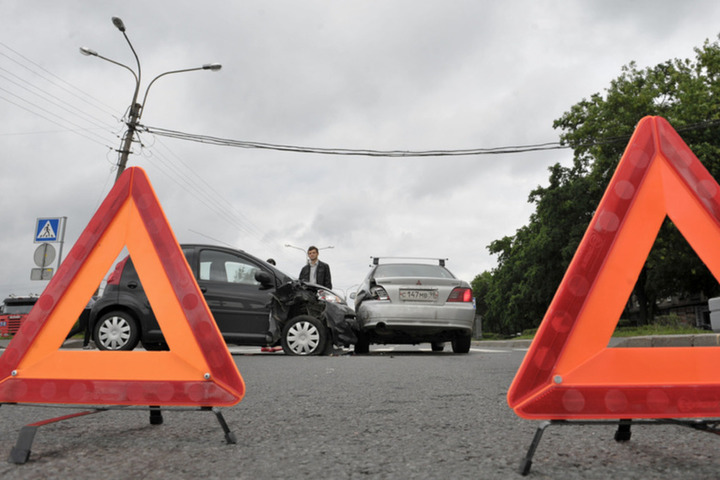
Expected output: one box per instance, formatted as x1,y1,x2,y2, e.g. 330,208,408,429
473,333,720,349
612,333,720,348
0,338,86,350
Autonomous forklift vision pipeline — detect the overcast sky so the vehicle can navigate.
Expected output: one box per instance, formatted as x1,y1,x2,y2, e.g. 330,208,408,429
2,1,720,304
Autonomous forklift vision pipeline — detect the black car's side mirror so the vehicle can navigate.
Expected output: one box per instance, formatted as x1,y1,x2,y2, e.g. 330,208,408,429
255,271,275,290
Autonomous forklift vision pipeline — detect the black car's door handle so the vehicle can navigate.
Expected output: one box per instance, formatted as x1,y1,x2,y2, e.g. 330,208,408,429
127,281,138,289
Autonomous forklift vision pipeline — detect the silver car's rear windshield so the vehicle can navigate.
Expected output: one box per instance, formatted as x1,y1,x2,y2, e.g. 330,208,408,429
375,264,455,279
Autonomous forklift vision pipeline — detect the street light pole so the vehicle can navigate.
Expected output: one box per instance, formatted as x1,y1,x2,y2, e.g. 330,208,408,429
80,16,221,182
284,244,335,254
284,244,306,254
109,17,140,182
140,64,222,116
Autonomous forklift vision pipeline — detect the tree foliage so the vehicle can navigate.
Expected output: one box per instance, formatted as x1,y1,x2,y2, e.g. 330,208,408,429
476,36,720,334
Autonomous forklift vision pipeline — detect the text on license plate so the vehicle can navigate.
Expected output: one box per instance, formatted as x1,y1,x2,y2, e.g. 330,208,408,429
399,289,439,302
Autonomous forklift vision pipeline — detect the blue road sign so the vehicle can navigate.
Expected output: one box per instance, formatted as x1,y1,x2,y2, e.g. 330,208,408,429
35,218,61,243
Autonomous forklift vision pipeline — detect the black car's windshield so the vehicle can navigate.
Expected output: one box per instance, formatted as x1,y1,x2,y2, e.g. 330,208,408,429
374,264,455,279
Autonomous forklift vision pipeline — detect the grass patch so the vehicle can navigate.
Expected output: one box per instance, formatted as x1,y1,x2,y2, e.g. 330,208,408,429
481,324,710,340
612,325,709,337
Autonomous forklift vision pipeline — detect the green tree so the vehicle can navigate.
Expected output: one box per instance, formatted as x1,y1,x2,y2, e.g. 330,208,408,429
470,270,492,318
482,35,720,333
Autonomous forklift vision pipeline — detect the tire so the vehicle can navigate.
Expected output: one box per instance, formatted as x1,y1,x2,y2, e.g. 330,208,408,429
281,315,328,356
354,333,370,354
93,310,141,351
451,334,471,354
431,341,445,352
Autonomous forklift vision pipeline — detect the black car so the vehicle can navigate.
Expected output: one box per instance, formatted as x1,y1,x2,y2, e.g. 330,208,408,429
89,244,355,355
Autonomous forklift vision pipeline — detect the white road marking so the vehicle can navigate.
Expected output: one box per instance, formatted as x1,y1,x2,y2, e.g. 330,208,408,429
225,345,525,355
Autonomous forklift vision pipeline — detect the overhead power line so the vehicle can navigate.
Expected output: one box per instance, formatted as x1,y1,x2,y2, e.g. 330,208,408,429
143,118,720,158
0,42,119,118
0,42,120,147
143,125,568,157
139,134,266,240
0,91,115,148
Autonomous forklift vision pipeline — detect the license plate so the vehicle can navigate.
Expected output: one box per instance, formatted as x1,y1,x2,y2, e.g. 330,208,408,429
399,289,438,302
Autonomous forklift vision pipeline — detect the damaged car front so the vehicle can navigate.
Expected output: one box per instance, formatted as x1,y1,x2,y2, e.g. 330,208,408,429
256,272,357,356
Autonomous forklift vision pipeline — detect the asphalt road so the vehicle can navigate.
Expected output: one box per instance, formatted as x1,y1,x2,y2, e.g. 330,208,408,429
1,345,719,479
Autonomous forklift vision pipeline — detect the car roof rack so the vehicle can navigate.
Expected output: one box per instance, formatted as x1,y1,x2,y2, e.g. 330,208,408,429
371,257,448,267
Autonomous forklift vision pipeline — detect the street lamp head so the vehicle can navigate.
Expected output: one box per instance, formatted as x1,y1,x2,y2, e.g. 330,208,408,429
111,17,126,32
202,63,222,71
79,47,98,57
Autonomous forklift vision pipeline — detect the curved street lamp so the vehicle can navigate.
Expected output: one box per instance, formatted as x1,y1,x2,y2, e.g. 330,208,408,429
284,244,335,255
284,244,306,254
80,16,221,182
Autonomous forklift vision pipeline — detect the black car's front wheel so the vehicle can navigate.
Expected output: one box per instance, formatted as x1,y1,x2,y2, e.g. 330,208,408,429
93,310,141,351
281,315,328,356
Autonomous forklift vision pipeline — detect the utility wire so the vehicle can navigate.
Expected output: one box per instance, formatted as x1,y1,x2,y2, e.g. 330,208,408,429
0,92,115,148
143,125,566,157
0,43,121,146
137,134,265,240
0,44,266,246
151,135,265,239
143,118,720,158
0,42,119,118
0,69,119,138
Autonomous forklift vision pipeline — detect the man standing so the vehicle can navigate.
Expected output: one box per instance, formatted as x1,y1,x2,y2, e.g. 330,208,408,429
299,246,332,289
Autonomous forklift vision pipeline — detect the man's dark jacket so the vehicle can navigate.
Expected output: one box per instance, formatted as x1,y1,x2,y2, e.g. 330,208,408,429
299,260,332,289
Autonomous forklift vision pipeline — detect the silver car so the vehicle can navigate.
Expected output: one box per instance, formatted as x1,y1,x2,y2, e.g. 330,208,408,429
353,258,476,354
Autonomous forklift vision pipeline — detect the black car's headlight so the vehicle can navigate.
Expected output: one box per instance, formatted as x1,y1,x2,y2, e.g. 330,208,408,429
317,289,343,304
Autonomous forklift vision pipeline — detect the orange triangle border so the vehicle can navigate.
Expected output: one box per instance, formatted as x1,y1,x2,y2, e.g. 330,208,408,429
508,116,720,419
0,167,245,406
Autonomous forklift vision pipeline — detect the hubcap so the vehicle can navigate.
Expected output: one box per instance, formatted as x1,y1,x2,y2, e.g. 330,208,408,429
287,321,320,355
98,316,131,350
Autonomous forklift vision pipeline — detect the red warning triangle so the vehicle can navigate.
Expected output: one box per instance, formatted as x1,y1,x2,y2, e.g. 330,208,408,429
0,167,245,406
508,116,720,419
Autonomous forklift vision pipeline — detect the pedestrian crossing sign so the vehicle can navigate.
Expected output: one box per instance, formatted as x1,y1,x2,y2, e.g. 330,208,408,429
35,218,61,243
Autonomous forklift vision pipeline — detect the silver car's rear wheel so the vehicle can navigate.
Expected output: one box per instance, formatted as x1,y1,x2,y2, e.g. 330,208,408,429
93,310,140,351
451,334,471,354
281,315,328,356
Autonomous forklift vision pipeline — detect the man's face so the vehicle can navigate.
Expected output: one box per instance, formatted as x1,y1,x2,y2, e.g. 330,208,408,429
307,249,318,262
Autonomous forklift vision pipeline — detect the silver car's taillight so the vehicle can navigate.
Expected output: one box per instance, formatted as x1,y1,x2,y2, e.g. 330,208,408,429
370,286,390,301
447,287,473,302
